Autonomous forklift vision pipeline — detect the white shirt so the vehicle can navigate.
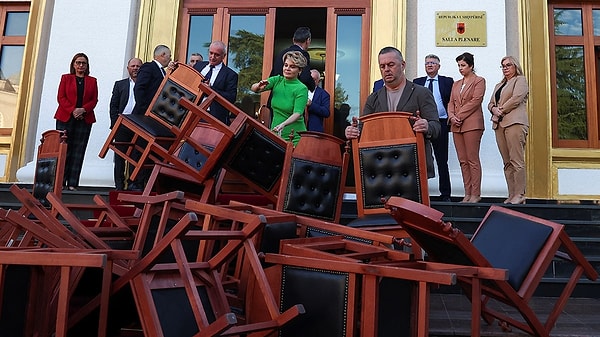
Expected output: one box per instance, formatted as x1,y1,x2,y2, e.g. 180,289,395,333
427,76,448,119
201,63,223,86
122,77,136,115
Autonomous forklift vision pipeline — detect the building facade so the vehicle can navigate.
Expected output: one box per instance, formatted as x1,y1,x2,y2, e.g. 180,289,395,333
1,0,599,201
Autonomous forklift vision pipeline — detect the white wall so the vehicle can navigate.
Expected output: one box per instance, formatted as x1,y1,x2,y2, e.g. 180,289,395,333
17,0,139,187
415,0,508,198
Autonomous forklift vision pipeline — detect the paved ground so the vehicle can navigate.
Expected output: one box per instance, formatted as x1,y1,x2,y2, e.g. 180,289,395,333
429,293,600,336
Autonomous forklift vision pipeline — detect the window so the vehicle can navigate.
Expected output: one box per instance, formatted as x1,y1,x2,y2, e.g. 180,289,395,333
549,3,600,148
0,5,29,130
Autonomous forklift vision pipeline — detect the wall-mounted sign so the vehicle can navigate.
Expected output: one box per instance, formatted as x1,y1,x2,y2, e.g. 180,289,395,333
435,11,487,47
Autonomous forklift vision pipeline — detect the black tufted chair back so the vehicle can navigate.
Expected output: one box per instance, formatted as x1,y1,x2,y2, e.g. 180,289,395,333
32,130,67,209
276,131,348,222
227,128,286,193
358,143,423,210
281,158,341,221
33,158,58,208
151,80,197,128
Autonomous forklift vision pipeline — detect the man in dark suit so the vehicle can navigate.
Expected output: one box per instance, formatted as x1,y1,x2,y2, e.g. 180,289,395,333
128,45,171,190
306,69,330,132
109,57,142,190
372,79,384,92
193,41,238,124
413,54,454,201
345,47,440,178
271,27,314,92
132,44,171,115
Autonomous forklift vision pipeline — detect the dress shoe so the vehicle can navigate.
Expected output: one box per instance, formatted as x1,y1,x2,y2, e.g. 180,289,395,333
441,196,452,202
460,195,471,203
509,195,526,204
468,196,481,203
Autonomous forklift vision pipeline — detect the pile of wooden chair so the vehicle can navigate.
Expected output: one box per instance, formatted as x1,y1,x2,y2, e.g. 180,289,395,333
0,63,595,337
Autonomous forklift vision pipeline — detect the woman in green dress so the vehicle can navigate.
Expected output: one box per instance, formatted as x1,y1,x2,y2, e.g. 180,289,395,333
251,51,308,145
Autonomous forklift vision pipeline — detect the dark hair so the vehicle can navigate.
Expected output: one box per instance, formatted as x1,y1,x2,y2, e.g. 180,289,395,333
455,52,474,68
70,52,90,75
379,46,404,62
293,27,311,43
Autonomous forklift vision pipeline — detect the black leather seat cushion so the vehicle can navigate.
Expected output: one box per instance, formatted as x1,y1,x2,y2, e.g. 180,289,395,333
33,157,58,208
358,144,423,210
177,142,213,172
282,158,341,221
279,266,349,337
472,210,553,290
227,128,285,191
123,114,175,139
347,213,397,228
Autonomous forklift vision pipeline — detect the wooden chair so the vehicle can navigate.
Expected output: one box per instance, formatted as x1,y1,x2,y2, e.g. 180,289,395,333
32,130,67,209
98,64,205,181
141,122,225,203
348,112,429,257
261,236,461,337
0,248,115,337
276,131,349,223
385,196,599,337
178,86,288,203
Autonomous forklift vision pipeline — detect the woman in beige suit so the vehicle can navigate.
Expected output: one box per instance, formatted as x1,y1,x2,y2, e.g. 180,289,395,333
488,56,529,204
448,52,486,203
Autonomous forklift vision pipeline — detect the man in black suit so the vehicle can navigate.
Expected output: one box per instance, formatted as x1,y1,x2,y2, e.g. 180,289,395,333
128,44,171,190
109,57,142,190
270,27,314,92
132,44,171,115
413,54,454,201
193,41,238,124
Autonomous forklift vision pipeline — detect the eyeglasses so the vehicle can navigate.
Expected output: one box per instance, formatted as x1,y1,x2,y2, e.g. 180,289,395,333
75,61,88,66
425,61,439,66
500,63,513,69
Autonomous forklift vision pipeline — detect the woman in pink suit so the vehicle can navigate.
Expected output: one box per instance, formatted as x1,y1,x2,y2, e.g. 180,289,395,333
488,56,529,204
448,52,486,203
54,52,98,190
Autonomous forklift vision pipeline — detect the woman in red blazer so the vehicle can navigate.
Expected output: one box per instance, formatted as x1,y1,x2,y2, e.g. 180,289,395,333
54,52,98,190
448,52,486,203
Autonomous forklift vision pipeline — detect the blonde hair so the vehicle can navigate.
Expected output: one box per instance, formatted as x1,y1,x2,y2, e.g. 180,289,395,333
283,51,307,69
501,56,524,82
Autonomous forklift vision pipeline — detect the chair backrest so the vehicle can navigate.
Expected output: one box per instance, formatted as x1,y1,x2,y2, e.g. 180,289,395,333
179,89,288,203
146,64,203,131
352,112,429,218
277,131,349,222
32,130,67,208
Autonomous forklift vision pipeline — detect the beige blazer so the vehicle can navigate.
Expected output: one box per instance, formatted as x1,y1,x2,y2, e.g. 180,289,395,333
487,75,529,128
448,74,486,133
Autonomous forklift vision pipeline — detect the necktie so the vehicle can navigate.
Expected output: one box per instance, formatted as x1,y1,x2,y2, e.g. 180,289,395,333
161,67,166,77
204,65,215,84
427,78,434,92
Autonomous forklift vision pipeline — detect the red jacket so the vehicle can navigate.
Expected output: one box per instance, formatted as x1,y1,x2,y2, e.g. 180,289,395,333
54,74,98,124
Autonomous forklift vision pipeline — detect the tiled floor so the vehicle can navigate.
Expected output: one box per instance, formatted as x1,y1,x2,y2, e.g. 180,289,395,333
429,293,600,336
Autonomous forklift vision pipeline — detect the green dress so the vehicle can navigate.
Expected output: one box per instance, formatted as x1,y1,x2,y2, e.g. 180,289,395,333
266,75,308,145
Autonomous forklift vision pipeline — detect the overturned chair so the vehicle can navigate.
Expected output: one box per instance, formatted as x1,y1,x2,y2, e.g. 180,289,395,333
385,196,599,337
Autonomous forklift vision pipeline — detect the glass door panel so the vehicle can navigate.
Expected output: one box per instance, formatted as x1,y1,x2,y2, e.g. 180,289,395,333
186,15,214,64
333,15,362,139
227,15,266,115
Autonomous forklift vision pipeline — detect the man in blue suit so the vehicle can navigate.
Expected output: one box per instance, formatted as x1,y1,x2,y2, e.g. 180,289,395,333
193,41,238,125
109,57,142,190
413,54,454,201
306,69,330,132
